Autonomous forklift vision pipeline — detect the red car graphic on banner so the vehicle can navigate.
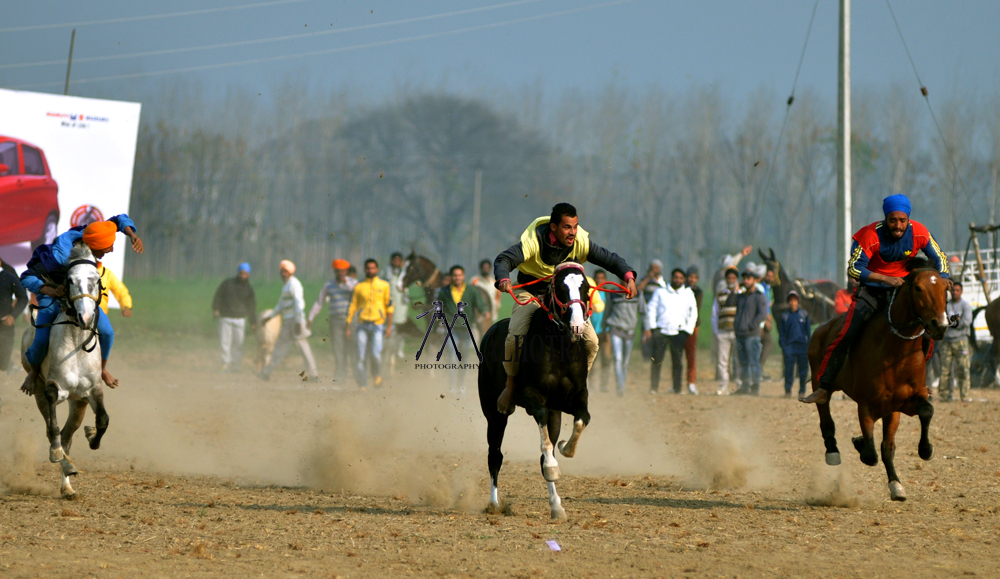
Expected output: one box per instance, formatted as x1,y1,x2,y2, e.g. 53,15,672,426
0,135,60,248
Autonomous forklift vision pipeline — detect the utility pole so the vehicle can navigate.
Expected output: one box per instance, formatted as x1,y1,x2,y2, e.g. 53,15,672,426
471,169,482,268
836,0,852,287
64,29,76,96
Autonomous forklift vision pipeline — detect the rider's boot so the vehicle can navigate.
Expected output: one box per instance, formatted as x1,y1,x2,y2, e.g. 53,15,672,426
800,382,832,404
101,358,119,389
21,364,42,395
497,373,517,415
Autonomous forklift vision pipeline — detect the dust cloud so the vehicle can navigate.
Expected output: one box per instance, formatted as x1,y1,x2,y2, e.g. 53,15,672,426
805,462,861,508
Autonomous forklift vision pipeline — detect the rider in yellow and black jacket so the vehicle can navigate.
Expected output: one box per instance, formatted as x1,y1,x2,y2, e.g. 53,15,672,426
492,202,637,414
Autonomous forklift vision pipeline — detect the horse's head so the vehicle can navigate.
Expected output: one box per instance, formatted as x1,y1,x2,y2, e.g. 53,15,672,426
67,242,102,329
547,262,591,339
905,265,950,340
758,247,784,287
402,252,435,288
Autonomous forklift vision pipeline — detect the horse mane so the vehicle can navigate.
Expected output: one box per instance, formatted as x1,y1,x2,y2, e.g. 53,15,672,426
69,240,96,263
903,257,934,283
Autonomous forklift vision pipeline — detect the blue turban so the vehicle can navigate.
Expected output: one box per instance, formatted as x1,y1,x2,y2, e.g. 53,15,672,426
238,262,251,274
882,194,911,217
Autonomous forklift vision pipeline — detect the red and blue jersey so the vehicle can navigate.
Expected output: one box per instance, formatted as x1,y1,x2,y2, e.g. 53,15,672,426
847,220,948,287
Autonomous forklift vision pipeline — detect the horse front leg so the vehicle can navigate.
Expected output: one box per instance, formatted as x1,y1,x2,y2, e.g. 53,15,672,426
535,409,565,519
852,406,879,467
60,399,88,456
557,408,592,459
881,412,906,501
84,387,110,450
817,401,841,465
34,383,65,463
917,398,934,460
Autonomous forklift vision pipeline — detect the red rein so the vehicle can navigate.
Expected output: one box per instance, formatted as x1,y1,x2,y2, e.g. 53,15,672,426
506,274,630,318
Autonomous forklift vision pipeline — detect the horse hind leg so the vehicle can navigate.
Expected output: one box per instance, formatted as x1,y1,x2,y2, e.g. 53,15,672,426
84,387,110,450
882,412,906,501
485,412,508,512
817,402,841,465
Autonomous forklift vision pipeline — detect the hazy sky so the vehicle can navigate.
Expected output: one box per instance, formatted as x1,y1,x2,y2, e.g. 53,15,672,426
2,0,998,106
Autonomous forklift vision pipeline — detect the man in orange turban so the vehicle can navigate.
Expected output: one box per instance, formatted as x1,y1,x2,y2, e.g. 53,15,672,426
20,214,143,395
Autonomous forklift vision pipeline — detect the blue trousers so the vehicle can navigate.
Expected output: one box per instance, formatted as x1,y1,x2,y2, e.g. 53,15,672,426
355,322,384,387
783,351,809,394
736,335,762,388
610,332,634,394
25,296,114,365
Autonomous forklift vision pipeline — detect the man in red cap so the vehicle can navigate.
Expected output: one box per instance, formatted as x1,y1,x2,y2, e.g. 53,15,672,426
20,215,143,394
308,259,356,381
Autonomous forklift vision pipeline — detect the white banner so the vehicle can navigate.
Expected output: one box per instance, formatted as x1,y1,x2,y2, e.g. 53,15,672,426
0,89,141,308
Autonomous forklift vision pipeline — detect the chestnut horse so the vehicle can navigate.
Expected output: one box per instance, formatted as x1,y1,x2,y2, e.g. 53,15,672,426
807,262,949,501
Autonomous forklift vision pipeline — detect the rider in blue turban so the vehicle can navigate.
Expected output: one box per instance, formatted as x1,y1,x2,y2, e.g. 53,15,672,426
882,194,911,217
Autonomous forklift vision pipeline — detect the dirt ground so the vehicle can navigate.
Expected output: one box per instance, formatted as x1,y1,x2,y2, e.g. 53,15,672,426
2,347,1000,579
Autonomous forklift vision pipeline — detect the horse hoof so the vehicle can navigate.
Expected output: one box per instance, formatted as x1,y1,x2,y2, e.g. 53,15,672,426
542,465,561,482
551,505,567,519
825,452,841,466
557,440,576,458
49,447,65,463
889,481,907,501
84,426,96,442
60,457,78,477
61,487,77,500
919,442,933,461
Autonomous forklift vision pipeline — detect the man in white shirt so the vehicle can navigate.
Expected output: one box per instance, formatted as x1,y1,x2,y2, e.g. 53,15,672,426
260,259,319,381
384,252,410,372
470,259,500,335
643,268,698,394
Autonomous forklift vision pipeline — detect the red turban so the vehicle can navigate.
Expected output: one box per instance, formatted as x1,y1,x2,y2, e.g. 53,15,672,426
82,221,117,250
332,259,350,270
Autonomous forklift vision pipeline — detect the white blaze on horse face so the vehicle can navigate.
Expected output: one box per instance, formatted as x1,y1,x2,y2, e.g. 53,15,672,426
563,273,586,335
71,270,99,327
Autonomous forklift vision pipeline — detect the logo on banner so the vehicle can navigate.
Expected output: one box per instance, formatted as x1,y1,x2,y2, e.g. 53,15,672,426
70,205,105,228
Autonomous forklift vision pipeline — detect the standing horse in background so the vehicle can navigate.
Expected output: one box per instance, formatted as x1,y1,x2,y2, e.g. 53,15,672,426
759,248,841,324
478,262,594,519
402,252,493,335
19,242,112,498
806,261,948,501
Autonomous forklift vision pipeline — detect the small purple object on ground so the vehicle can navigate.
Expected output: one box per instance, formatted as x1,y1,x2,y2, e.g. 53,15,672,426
546,540,561,551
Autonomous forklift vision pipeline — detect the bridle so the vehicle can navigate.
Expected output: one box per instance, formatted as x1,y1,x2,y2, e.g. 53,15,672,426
547,263,591,324
887,270,947,341
31,258,103,353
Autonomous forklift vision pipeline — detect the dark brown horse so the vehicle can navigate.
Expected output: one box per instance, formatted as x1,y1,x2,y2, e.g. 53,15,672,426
759,248,841,324
478,262,593,519
807,262,949,501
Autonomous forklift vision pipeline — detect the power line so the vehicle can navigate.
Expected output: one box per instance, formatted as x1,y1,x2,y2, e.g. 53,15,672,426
0,0,548,71
884,0,975,214
13,0,639,90
753,0,819,239
0,0,314,33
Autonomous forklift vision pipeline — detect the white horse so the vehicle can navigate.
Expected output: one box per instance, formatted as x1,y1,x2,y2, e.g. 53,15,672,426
20,241,110,497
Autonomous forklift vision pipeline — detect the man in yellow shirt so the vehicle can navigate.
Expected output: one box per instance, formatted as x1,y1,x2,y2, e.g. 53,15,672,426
97,262,133,317
346,259,394,389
